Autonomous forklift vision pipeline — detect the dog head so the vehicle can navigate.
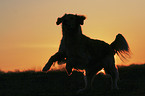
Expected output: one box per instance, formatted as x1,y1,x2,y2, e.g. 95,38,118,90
56,14,86,30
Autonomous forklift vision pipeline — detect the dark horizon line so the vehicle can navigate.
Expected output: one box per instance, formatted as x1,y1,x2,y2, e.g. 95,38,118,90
0,63,145,74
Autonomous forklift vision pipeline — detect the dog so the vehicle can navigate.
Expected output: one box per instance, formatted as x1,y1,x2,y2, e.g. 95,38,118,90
42,14,130,93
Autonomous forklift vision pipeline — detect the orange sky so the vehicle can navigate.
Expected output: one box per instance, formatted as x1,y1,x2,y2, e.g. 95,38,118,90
0,0,145,72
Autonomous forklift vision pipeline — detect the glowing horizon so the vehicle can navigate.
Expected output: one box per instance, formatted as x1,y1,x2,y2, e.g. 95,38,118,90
0,0,145,72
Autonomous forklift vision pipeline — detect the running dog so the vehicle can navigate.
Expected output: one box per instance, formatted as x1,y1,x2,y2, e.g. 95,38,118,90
42,14,130,93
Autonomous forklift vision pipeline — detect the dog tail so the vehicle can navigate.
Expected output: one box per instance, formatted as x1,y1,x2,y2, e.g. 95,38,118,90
110,33,131,61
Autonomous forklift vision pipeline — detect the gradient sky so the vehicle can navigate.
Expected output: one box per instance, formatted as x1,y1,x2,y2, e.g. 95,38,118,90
0,0,145,72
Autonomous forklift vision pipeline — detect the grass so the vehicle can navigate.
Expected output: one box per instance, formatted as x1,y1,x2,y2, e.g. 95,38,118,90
0,64,145,96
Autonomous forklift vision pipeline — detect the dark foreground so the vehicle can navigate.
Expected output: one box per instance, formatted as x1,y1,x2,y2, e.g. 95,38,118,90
0,64,145,96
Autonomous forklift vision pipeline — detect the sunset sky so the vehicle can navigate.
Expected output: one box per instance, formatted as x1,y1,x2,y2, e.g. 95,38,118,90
0,0,145,72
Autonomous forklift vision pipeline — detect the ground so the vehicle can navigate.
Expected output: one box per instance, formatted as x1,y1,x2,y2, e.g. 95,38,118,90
0,64,145,96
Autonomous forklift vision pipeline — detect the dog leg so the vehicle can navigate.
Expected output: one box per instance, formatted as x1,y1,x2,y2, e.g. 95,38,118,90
42,52,66,71
111,68,119,90
66,63,73,76
65,58,75,76
105,65,119,90
77,70,96,94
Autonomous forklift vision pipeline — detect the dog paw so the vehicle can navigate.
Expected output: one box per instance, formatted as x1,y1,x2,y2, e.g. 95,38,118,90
111,85,119,91
77,88,91,95
77,88,86,94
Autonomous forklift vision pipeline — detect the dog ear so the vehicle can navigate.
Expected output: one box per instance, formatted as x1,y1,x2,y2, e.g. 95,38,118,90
56,17,62,25
78,15,86,25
